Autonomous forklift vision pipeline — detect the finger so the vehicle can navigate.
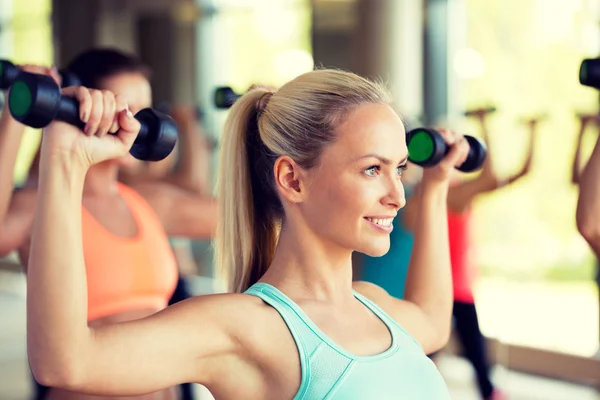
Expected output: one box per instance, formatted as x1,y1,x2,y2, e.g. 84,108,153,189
49,65,62,86
440,134,469,169
116,109,141,149
456,137,470,166
437,128,459,146
85,89,104,136
20,64,47,75
110,94,128,133
118,109,140,134
97,90,116,138
61,86,92,126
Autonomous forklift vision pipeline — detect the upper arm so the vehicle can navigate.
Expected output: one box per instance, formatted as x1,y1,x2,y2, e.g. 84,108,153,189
0,188,36,256
134,182,218,239
47,294,245,396
352,281,447,355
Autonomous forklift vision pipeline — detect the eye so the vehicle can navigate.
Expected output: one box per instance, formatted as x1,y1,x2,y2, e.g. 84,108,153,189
397,164,408,177
365,165,380,177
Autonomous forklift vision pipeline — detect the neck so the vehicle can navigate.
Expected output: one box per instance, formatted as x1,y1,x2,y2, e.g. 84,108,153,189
261,222,355,303
83,161,120,197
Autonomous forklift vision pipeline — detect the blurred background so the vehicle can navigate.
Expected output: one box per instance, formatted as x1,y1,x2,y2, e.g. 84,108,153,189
1,0,599,399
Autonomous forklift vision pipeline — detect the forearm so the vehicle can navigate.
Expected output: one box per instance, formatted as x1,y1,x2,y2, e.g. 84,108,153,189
170,121,210,194
27,153,91,383
0,114,26,220
478,120,495,176
572,130,585,185
404,182,452,335
576,135,600,251
506,132,534,186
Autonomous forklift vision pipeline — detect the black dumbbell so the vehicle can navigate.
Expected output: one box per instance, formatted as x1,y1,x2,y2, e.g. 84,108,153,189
214,86,241,109
0,59,81,90
8,72,177,162
406,128,486,173
580,58,600,89
464,107,496,117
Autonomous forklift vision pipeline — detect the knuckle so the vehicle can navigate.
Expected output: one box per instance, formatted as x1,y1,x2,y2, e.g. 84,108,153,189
101,90,115,101
114,94,127,108
76,86,87,96
90,89,103,100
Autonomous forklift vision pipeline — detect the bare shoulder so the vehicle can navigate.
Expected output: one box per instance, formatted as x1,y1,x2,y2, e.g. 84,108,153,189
125,180,178,214
178,291,291,347
352,280,388,298
353,281,445,353
127,180,167,198
178,291,266,325
353,281,403,318
177,291,301,397
352,281,421,326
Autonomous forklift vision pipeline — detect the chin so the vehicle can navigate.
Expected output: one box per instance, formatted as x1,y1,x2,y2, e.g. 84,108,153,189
358,241,391,258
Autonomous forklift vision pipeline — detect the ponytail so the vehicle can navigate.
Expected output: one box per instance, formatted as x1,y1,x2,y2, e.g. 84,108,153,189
216,88,280,293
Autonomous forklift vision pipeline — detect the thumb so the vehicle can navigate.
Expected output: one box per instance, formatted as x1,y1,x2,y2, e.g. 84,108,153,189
118,109,140,134
116,109,140,147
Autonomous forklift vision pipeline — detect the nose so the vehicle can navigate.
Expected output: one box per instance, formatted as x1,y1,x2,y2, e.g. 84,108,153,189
381,175,406,210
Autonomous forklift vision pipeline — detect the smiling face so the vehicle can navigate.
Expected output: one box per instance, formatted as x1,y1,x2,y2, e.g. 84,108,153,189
298,102,408,257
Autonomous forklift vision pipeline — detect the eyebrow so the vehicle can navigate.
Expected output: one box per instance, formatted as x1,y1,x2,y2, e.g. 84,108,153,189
356,154,409,165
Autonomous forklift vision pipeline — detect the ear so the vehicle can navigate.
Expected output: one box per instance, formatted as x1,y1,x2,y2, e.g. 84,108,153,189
273,155,309,204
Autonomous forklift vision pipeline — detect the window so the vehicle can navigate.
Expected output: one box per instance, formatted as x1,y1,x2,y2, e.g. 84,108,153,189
464,0,600,357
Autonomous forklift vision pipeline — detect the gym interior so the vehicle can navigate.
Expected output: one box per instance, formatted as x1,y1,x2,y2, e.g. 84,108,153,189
1,0,599,399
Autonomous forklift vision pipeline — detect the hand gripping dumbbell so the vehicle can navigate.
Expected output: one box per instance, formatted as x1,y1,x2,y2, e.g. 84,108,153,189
406,128,487,173
8,72,177,161
0,59,81,90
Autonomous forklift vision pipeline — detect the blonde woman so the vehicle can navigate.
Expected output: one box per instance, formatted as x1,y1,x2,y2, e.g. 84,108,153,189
27,69,469,399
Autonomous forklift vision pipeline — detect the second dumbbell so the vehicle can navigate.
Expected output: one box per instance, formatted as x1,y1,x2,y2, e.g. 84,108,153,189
8,72,177,161
406,128,486,172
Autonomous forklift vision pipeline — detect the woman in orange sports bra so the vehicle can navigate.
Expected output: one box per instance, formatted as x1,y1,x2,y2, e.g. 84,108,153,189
0,49,218,400
441,108,538,400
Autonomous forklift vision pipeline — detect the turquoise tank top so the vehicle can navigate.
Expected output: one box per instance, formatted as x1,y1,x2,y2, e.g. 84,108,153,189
245,282,450,399
359,189,414,298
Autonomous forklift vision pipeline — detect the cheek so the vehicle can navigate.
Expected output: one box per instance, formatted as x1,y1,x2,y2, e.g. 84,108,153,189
307,176,373,234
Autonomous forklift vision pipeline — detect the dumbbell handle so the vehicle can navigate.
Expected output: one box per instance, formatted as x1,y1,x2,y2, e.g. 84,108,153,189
40,94,150,144
464,107,496,117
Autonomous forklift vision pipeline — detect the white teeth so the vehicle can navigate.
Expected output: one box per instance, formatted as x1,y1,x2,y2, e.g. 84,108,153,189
367,218,392,227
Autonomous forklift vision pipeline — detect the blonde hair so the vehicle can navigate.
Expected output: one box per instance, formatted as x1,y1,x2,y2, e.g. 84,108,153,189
216,69,392,293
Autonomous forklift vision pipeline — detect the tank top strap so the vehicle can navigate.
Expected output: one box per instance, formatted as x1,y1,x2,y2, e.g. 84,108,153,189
245,282,322,399
245,282,323,356
352,290,424,352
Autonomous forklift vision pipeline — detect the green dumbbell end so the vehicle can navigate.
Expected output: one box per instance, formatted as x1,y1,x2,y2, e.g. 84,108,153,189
407,129,434,163
9,81,32,118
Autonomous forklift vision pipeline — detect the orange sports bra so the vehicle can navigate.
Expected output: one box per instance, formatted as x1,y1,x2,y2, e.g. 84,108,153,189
81,183,178,321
